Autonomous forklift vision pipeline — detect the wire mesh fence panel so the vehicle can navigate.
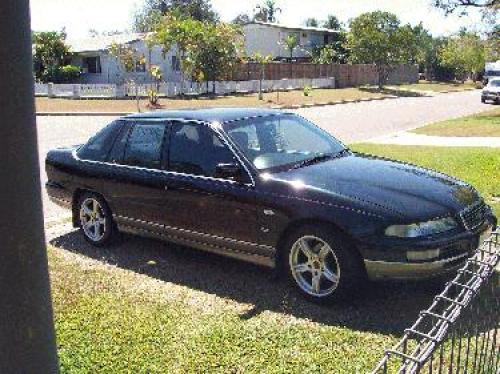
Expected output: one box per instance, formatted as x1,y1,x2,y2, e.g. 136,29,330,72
372,230,499,374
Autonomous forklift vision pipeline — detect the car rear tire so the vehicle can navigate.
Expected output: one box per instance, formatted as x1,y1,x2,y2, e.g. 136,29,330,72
78,192,115,246
282,225,365,304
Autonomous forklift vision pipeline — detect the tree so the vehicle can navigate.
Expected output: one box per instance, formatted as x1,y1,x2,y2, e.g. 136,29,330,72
32,30,70,80
151,14,243,92
433,0,499,14
32,30,79,83
485,24,500,61
133,0,218,32
251,52,273,100
189,22,244,91
305,18,319,27
109,42,146,110
254,0,282,22
232,13,251,25
409,23,435,78
346,11,417,88
312,41,347,64
323,15,343,30
439,32,486,81
281,34,299,60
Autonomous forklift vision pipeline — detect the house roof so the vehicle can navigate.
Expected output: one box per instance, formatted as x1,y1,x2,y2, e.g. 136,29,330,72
244,21,340,34
68,33,146,53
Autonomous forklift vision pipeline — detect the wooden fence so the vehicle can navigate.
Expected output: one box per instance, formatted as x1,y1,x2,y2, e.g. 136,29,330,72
231,63,419,87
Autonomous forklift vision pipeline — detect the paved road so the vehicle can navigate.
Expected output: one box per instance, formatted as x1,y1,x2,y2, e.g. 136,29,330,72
295,90,488,143
37,90,490,223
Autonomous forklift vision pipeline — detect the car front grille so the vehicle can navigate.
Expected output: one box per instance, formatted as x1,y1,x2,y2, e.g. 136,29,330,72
459,201,487,231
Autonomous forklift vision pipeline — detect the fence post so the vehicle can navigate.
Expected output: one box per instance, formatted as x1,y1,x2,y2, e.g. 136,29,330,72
47,82,54,98
114,84,126,98
72,84,81,99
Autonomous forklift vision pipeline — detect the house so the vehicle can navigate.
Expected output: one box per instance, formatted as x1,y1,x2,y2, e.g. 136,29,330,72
242,21,340,61
66,22,340,84
67,33,182,84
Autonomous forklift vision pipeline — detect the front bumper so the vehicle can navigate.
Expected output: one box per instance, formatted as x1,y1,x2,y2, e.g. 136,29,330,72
482,92,500,101
365,254,468,280
362,220,496,281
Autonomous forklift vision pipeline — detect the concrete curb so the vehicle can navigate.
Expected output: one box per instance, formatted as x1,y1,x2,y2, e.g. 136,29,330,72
269,95,400,110
36,95,403,116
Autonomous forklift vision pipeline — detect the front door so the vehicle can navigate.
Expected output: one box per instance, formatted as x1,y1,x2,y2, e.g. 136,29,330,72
162,121,261,253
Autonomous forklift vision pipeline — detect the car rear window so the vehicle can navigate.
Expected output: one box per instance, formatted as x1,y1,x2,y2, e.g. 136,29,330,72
77,121,123,162
122,123,166,169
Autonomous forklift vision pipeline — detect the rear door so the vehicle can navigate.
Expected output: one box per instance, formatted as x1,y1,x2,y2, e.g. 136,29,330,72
100,119,171,226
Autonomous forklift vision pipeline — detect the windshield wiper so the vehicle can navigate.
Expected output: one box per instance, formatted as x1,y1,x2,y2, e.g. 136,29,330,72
291,149,348,169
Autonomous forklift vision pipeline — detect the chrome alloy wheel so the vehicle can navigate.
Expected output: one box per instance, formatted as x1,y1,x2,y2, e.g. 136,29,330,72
289,235,341,297
80,197,107,242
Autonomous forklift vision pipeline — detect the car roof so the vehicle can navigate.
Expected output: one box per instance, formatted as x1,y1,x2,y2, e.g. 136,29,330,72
123,107,290,123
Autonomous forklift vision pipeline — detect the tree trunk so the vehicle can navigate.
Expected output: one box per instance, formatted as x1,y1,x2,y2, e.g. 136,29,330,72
0,1,59,372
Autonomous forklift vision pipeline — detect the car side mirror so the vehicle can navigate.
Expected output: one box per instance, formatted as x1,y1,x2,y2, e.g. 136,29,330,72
215,162,244,181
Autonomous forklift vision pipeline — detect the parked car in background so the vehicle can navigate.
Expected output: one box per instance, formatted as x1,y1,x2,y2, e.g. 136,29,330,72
483,60,500,85
45,108,496,303
481,78,500,104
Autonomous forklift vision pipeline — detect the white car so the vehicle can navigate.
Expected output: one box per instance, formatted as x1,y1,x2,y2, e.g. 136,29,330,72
481,78,500,104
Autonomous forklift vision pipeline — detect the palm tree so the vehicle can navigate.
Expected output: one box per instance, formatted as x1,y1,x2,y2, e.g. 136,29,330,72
254,0,282,23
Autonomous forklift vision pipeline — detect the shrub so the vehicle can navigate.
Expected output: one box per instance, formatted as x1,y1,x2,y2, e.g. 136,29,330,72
60,65,81,82
41,65,81,83
303,86,312,96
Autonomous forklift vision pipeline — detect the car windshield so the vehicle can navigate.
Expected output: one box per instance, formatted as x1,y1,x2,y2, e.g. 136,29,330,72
488,80,500,87
222,114,346,172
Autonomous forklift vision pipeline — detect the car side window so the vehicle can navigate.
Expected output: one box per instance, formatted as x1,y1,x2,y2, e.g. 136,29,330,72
122,122,166,169
168,122,237,177
77,121,123,161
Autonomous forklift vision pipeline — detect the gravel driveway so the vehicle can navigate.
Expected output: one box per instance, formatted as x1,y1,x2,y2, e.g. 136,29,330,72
37,90,489,223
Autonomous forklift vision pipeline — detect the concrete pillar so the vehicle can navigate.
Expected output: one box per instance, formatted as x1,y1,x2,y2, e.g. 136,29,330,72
72,84,81,98
47,82,55,98
114,84,126,98
0,1,59,373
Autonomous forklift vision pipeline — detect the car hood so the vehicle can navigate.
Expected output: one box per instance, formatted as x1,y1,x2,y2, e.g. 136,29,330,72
266,153,479,221
484,86,500,93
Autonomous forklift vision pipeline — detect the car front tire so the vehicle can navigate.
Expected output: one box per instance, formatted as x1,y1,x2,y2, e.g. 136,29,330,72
78,192,115,246
282,225,365,304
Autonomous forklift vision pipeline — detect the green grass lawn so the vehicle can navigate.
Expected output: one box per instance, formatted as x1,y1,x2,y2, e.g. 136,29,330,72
351,144,500,217
412,107,500,137
390,80,476,93
50,242,412,374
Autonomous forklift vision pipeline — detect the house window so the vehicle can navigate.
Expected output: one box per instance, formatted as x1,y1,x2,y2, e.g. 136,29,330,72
83,56,101,74
171,55,181,72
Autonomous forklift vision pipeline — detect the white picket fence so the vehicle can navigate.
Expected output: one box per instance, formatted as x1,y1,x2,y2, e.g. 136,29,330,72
35,77,335,99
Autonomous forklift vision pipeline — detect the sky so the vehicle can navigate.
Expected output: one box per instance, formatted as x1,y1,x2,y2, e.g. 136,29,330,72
30,0,489,40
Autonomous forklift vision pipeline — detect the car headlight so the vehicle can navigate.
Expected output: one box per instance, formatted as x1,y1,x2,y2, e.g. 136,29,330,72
385,217,458,238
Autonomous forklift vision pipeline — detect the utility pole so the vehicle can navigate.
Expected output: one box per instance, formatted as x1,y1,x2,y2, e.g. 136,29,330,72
0,1,59,373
